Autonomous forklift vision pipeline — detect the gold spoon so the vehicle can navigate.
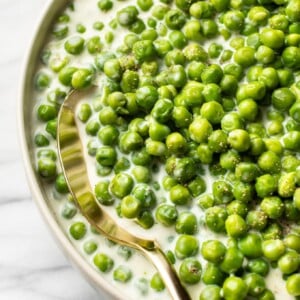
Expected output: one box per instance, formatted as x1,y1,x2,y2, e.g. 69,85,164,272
57,86,191,300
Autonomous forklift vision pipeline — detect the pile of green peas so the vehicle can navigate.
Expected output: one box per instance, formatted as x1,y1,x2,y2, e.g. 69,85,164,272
33,0,300,298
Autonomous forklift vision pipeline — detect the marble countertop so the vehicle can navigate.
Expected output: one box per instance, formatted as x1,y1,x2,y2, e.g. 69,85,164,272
0,1,104,299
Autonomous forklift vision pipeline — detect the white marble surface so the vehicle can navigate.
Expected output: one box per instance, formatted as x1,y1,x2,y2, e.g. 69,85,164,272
0,1,104,299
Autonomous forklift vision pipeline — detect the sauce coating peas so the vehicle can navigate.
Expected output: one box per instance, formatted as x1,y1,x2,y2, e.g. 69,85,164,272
34,0,300,297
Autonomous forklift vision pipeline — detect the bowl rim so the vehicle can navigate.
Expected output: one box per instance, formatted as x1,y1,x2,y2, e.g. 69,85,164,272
17,1,120,299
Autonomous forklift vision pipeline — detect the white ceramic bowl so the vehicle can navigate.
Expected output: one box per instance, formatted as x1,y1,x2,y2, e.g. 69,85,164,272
18,1,120,298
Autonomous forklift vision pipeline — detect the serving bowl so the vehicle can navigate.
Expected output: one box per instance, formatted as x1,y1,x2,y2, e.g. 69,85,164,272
18,1,119,298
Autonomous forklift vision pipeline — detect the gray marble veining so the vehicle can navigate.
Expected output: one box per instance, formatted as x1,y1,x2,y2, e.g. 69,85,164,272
0,0,102,299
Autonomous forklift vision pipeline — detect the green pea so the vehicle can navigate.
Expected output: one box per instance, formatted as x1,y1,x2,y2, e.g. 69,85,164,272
55,173,68,194
167,65,187,88
199,285,221,300
188,176,206,197
228,129,250,152
155,204,178,226
110,173,134,199
189,117,213,143
95,181,113,206
165,9,186,30
225,214,247,238
255,174,278,198
220,150,241,170
258,289,275,300
169,30,187,49
132,40,156,62
258,151,281,174
136,85,158,112
220,247,244,274
262,239,285,261
284,234,300,252
166,157,197,183
248,6,269,25
61,201,77,219
294,188,300,210
205,206,228,233
83,240,98,255
44,118,56,139
35,72,51,90
98,0,113,11
272,87,296,111
117,6,138,26
189,1,214,18
175,235,199,259
71,68,93,89
234,46,256,67
179,258,202,284
201,64,223,84
283,131,300,151
183,19,203,41
281,46,300,69
202,263,226,285
187,61,205,81
183,44,208,62
286,273,300,296
165,49,186,67
244,273,266,297
262,223,283,240
103,58,122,80
52,24,68,39
150,273,165,291
117,245,132,261
227,200,248,217
247,258,270,277
201,240,226,263
64,36,84,55
119,131,143,153
169,184,191,205
132,184,156,209
165,132,186,155
278,172,296,198
221,112,244,132
236,162,260,183
137,210,154,229
121,195,142,219
278,251,300,274
69,222,86,240
93,253,114,272
236,81,266,102
212,180,233,204
145,139,167,156
34,133,50,147
198,194,214,209
238,233,263,258
210,0,230,12
223,10,244,31
37,105,57,122
223,276,248,300
93,21,104,31
286,0,300,22
175,211,198,235
38,158,57,178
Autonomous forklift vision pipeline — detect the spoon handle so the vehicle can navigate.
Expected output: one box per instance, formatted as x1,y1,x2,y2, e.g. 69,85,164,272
144,247,191,300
